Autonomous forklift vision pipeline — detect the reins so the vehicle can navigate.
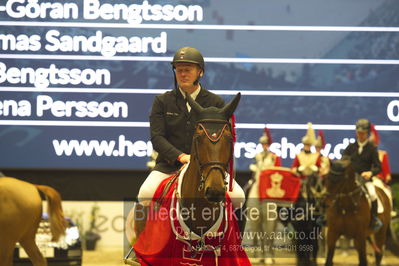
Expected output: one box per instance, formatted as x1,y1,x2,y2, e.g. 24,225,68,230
327,171,365,213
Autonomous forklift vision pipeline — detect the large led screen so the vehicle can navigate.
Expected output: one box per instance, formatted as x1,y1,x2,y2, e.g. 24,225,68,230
1,0,398,172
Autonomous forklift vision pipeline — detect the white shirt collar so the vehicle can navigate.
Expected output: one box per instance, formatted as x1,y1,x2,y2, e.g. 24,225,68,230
357,139,368,154
179,86,201,100
179,86,201,112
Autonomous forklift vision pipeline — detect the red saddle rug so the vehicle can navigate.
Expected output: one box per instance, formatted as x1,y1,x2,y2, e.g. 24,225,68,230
133,175,250,266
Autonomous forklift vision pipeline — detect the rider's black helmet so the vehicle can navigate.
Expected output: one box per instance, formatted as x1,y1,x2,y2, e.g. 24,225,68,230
355,119,370,133
171,47,205,72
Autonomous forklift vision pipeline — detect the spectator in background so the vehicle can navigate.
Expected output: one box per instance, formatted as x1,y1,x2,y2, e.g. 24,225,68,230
291,122,321,178
244,128,281,264
369,124,392,184
248,128,282,175
315,130,330,177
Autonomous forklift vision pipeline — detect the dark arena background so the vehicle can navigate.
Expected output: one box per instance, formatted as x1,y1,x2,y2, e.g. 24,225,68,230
1,0,399,265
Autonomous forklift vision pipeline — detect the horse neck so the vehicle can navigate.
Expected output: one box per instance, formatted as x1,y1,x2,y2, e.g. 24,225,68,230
329,172,358,195
179,156,223,235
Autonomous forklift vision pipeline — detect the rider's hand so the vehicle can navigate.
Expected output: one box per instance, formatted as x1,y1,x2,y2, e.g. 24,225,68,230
298,166,305,173
361,171,373,180
310,165,319,172
177,153,190,164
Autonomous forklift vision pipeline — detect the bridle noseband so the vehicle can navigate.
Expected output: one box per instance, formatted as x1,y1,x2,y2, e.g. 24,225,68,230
192,119,232,192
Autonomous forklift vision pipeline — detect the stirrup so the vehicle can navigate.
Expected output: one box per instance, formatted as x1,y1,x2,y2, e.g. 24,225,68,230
371,217,383,231
124,247,141,266
124,258,140,266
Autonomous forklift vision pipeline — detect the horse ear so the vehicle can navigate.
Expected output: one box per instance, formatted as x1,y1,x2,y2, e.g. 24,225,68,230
185,92,204,113
222,92,241,119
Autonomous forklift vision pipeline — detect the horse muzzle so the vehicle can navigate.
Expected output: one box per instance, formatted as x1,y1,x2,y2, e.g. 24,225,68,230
204,187,225,204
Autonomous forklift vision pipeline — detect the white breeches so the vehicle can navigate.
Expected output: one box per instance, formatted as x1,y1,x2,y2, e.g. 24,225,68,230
365,181,377,201
138,170,246,208
138,170,172,203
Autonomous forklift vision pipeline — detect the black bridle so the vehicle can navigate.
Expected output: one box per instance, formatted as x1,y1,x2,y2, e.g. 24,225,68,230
192,119,232,192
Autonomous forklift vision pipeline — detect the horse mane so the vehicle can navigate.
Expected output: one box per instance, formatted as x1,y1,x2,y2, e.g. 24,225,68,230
35,185,67,241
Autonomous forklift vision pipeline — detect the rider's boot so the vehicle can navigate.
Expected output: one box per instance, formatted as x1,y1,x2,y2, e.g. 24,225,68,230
370,200,383,231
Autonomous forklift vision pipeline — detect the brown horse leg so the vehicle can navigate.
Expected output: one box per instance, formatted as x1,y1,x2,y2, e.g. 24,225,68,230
19,227,47,266
374,251,383,266
373,228,387,266
19,241,47,266
325,230,340,266
353,237,367,266
0,241,16,266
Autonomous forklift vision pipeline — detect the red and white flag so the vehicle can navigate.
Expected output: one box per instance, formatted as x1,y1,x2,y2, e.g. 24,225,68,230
259,167,301,203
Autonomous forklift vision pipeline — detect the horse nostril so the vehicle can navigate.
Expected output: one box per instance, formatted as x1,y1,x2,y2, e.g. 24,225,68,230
205,187,225,203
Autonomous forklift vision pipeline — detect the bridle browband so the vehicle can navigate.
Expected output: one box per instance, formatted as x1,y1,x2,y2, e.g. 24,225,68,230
192,119,232,192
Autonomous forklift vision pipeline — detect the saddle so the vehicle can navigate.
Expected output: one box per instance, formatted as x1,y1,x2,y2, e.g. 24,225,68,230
360,177,391,214
373,178,393,213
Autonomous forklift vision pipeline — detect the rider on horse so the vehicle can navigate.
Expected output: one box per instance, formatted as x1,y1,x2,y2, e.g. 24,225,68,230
137,47,245,236
342,119,383,231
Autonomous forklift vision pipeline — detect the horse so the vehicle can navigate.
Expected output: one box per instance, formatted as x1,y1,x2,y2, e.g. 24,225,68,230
289,168,325,266
306,170,329,257
131,92,250,265
324,159,391,266
0,177,67,266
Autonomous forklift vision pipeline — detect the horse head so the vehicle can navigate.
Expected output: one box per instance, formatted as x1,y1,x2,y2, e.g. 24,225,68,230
186,92,241,204
326,156,358,196
327,157,351,182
